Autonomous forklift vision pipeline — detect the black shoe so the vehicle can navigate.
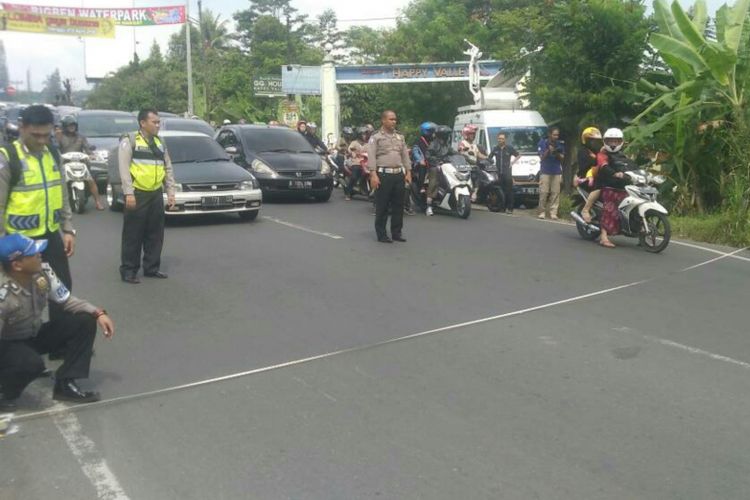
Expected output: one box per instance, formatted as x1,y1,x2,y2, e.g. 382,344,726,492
0,398,17,412
121,274,140,284
405,209,416,216
377,236,393,243
53,380,100,404
144,271,168,279
392,235,407,242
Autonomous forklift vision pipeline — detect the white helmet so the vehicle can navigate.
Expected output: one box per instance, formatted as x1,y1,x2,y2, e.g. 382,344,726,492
223,119,231,125
603,128,624,153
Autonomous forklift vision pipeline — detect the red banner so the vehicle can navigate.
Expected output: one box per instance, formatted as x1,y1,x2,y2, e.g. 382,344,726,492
1,3,186,26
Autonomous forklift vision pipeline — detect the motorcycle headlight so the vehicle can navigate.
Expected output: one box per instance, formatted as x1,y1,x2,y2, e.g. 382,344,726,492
239,180,254,191
251,159,278,178
7,123,18,131
321,159,331,176
92,149,108,163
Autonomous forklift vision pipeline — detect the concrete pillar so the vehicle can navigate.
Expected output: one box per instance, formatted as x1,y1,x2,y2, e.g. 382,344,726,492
320,50,339,149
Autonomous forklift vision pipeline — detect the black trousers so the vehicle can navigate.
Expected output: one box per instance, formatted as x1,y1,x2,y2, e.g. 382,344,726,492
120,188,165,277
500,173,514,210
374,172,405,239
37,231,72,323
345,166,363,196
0,312,97,399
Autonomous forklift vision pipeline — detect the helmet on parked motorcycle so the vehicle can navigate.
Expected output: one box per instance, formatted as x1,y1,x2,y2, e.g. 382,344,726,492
603,128,624,153
435,125,452,142
580,126,602,144
61,115,78,130
462,124,478,140
419,121,436,138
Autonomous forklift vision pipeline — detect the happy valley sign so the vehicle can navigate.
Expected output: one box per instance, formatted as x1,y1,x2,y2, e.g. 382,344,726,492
336,62,502,84
1,3,186,26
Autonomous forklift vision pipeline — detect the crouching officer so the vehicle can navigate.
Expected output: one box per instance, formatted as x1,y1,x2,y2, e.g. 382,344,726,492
367,110,412,243
0,234,115,412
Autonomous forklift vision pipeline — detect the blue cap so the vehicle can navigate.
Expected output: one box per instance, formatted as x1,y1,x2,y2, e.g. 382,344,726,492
0,234,48,262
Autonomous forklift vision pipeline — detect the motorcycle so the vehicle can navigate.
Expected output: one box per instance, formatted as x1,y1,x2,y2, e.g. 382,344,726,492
342,152,373,200
472,159,504,212
411,153,473,219
61,152,91,214
570,169,671,253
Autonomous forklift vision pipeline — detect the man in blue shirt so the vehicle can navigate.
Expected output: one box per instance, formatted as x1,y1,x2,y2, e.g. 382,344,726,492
537,127,565,219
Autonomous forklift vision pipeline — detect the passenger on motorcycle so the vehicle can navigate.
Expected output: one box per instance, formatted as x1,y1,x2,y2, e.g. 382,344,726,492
576,127,603,222
297,120,328,152
57,115,104,210
596,128,635,248
345,127,370,200
336,126,355,169
424,125,456,216
411,122,436,191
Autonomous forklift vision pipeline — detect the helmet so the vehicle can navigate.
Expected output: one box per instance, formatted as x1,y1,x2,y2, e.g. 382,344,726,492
308,122,317,131
603,128,624,153
419,121,436,138
435,125,452,141
462,124,478,139
356,126,369,138
580,126,602,144
223,119,231,125
61,115,77,128
342,126,355,140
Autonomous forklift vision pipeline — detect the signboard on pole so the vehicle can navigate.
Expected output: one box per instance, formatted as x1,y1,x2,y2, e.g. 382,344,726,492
253,76,283,97
0,10,116,38
278,100,300,128
1,3,186,26
335,62,502,84
282,66,321,96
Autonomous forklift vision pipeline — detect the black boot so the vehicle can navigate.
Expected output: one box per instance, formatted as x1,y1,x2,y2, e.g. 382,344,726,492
53,379,100,403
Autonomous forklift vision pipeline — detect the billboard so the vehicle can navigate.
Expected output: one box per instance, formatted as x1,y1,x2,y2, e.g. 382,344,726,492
1,3,186,26
282,66,321,96
0,10,116,38
253,76,283,97
335,62,502,84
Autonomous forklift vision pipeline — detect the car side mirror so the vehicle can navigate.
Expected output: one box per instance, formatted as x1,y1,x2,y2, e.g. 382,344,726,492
225,146,238,155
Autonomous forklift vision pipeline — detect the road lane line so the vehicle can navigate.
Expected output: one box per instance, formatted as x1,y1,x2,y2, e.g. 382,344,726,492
261,215,343,240
680,246,748,271
51,403,131,499
671,240,750,262
643,336,750,369
12,248,744,422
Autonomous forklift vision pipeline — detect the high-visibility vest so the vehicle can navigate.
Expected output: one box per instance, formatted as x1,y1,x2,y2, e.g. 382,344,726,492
129,132,166,192
1,141,64,237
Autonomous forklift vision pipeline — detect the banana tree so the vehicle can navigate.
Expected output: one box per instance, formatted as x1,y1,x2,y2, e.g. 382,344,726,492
627,0,750,212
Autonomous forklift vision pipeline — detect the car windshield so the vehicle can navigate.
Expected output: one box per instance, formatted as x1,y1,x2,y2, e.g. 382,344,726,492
163,136,230,164
240,129,315,153
488,126,548,154
5,107,24,121
164,119,215,137
77,114,138,137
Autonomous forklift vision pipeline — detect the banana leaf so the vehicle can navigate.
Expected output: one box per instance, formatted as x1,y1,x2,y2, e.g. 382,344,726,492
690,0,709,33
722,0,750,54
654,0,686,42
650,34,708,74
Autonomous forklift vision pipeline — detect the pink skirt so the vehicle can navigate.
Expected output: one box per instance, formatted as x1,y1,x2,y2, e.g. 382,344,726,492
601,188,628,235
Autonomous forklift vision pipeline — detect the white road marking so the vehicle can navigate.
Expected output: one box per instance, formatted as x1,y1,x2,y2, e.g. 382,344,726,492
643,336,750,369
671,240,750,262
261,215,343,239
51,403,131,500
680,246,749,271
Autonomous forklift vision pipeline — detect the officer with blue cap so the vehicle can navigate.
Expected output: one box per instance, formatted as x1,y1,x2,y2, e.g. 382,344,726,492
0,233,115,412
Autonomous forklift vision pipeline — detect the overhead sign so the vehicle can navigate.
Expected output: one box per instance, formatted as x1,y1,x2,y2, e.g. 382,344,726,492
253,76,283,97
336,62,502,84
0,10,115,38
1,3,186,26
282,66,321,96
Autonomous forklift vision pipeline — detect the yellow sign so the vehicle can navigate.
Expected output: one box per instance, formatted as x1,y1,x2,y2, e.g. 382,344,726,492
0,10,115,38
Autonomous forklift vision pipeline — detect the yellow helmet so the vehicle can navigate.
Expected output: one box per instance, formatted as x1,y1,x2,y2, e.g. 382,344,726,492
581,126,602,144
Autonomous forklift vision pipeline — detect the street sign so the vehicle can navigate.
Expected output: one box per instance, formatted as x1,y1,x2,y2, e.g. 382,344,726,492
335,62,502,84
281,66,321,96
253,76,283,97
5,86,16,97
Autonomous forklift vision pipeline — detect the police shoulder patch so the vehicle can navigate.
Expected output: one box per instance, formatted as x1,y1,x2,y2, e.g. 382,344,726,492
0,286,8,302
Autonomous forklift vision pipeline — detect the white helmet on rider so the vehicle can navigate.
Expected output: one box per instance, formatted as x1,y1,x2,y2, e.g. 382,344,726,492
603,128,624,153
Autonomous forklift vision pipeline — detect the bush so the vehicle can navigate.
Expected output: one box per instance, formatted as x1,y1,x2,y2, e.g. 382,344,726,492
671,212,750,248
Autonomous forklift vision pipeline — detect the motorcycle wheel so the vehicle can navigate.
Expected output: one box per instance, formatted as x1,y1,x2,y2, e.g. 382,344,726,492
575,208,600,241
70,187,86,214
456,194,471,219
486,188,504,212
639,210,671,253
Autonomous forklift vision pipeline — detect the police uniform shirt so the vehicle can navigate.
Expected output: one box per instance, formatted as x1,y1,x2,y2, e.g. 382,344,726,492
366,129,411,171
0,265,97,341
0,142,75,237
117,133,177,197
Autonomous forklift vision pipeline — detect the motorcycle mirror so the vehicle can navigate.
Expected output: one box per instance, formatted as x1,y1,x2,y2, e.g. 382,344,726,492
225,146,238,155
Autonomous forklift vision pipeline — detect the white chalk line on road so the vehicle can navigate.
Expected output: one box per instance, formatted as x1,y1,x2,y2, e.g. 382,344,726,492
261,215,343,240
680,246,749,271
642,336,750,370
13,245,748,425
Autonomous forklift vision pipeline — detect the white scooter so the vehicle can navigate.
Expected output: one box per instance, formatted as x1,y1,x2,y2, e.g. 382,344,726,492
61,152,91,214
411,154,473,219
570,170,671,253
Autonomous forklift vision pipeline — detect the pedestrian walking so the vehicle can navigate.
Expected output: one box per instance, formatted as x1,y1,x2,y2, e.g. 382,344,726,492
117,109,176,283
367,110,412,243
0,233,115,411
537,127,565,219
0,105,77,323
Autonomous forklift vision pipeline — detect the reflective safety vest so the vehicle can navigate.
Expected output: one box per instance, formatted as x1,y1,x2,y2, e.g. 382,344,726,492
130,132,166,192
1,141,64,237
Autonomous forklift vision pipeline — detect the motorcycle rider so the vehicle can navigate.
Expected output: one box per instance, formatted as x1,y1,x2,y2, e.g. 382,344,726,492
457,124,487,165
576,127,603,222
412,122,436,191
345,127,370,200
335,126,355,172
57,115,104,210
424,125,456,216
297,120,328,152
596,128,635,248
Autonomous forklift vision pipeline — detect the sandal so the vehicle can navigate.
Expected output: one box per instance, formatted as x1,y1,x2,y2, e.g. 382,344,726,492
599,239,616,248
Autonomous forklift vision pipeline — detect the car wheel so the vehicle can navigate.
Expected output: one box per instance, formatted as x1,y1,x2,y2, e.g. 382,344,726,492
239,210,259,221
107,184,123,212
315,190,332,202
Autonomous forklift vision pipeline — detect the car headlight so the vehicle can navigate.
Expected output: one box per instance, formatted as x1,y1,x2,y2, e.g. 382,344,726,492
321,159,331,176
92,149,108,163
7,123,18,131
173,183,183,192
239,180,254,191
251,159,278,178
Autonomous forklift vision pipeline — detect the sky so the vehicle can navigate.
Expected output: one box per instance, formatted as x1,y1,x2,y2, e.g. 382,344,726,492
0,0,732,92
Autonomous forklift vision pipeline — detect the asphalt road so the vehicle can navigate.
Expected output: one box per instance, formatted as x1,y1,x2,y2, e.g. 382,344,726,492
1,192,749,500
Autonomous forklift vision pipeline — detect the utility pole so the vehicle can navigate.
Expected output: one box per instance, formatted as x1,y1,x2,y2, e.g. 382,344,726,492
26,68,31,93
185,1,194,116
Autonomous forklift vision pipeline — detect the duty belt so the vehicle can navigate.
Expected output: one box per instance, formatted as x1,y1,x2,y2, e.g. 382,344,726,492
377,167,403,174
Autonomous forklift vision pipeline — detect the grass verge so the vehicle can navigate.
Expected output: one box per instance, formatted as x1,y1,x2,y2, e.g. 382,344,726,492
671,212,750,248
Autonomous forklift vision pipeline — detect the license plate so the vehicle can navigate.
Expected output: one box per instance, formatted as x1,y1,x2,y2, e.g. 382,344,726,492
201,195,232,207
289,180,312,189
521,187,539,195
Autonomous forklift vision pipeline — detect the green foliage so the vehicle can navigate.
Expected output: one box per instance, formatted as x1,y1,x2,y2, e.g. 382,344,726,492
42,68,64,104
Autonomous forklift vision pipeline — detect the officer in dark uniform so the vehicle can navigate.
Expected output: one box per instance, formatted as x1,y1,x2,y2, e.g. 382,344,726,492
0,233,115,411
117,109,176,283
366,110,412,243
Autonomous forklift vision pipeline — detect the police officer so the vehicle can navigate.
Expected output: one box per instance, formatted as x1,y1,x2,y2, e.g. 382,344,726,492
0,233,115,411
117,109,176,284
0,105,76,322
367,110,412,243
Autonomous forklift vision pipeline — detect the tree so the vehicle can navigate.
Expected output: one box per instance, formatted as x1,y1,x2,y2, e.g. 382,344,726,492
42,68,64,104
0,40,8,91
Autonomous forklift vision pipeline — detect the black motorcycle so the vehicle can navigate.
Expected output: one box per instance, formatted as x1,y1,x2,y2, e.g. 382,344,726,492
472,159,504,212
